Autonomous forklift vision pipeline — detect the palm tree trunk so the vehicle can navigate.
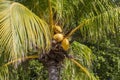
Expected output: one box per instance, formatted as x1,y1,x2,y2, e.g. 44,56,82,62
39,52,63,80
48,61,60,80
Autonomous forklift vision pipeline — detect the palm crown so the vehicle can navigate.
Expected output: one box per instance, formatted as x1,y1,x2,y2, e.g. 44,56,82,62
0,0,120,80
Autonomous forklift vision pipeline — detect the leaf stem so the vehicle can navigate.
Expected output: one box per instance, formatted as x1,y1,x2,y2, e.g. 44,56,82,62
66,20,89,38
70,58,91,78
4,55,39,66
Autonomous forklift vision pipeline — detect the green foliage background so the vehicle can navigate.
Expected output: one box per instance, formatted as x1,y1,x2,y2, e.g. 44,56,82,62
88,39,120,80
93,42,120,80
9,60,48,80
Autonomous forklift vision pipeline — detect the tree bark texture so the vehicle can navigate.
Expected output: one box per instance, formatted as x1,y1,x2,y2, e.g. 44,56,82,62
48,61,60,80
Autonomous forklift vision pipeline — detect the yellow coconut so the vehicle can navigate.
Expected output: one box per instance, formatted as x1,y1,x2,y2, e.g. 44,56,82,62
61,38,69,51
54,25,62,33
53,33,64,42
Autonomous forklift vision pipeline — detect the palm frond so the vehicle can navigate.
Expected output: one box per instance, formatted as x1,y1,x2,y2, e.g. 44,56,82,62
70,58,90,78
62,59,98,80
62,41,98,80
0,1,51,63
71,41,93,66
79,7,120,43
50,0,84,28
0,55,39,80
51,0,120,39
48,0,53,34
66,7,120,43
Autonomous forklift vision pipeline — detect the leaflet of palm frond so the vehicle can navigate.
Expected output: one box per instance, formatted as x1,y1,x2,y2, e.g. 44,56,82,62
0,55,40,80
0,1,51,62
48,0,53,35
0,66,9,80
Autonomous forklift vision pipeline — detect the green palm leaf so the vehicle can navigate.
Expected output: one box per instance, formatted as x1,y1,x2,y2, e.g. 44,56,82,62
62,41,98,80
66,7,120,43
79,8,120,43
0,1,51,63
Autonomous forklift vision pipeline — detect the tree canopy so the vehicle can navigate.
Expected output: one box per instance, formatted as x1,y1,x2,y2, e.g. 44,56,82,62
0,0,120,80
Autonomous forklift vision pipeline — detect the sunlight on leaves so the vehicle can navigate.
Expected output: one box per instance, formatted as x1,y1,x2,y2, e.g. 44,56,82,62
0,1,52,64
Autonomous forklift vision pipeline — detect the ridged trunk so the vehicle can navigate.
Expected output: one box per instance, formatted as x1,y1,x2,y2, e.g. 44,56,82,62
48,61,61,80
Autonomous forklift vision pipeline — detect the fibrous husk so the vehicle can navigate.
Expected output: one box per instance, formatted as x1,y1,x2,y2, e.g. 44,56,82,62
53,25,62,33
53,33,64,42
61,38,69,51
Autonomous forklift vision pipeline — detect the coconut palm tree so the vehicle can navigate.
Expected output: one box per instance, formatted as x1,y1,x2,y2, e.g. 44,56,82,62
0,0,120,80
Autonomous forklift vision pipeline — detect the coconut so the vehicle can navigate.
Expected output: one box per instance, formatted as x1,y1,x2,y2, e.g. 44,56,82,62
53,33,64,42
54,25,62,33
61,38,69,51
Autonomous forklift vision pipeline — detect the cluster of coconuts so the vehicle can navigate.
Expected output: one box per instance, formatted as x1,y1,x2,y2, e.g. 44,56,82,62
53,25,69,51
